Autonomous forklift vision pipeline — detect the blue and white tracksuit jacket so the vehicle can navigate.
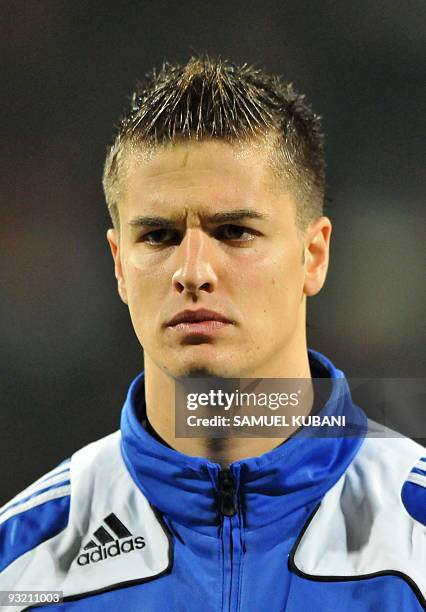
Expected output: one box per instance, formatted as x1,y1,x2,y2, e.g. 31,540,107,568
1,350,425,611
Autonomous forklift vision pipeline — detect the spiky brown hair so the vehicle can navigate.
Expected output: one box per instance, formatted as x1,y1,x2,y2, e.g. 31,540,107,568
103,56,325,230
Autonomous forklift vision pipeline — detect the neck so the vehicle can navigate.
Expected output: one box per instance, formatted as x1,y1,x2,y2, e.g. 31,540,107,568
143,342,314,467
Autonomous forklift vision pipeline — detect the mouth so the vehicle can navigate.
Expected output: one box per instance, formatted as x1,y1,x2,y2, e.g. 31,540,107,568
166,309,234,337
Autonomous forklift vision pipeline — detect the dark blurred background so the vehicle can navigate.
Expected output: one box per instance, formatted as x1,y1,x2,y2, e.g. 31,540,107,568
1,0,425,504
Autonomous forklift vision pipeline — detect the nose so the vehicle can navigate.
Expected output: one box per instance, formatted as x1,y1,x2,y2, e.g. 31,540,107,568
172,228,218,296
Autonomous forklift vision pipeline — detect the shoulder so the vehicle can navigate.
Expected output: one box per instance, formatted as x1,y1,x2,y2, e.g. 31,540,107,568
0,432,118,572
0,430,171,603
291,422,426,607
352,422,425,526
346,422,426,526
0,457,72,572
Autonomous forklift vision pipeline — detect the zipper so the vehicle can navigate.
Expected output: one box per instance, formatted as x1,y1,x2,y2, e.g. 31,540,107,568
218,467,242,612
218,468,237,517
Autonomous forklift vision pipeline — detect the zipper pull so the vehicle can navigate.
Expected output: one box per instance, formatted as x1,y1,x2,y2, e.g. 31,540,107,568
218,468,237,517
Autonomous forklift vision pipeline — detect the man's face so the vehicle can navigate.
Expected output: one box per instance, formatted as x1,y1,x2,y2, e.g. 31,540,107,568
107,140,330,379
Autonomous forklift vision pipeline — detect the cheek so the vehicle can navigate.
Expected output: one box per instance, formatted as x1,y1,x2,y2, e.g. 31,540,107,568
236,247,304,302
126,245,173,293
123,257,162,326
127,248,168,282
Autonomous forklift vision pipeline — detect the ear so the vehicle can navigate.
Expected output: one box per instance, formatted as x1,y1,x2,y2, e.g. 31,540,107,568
106,228,128,304
303,216,332,297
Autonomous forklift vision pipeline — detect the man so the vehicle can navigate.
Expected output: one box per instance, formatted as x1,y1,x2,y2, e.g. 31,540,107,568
1,57,425,611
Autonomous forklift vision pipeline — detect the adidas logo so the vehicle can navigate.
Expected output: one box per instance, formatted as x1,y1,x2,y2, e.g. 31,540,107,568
77,513,145,566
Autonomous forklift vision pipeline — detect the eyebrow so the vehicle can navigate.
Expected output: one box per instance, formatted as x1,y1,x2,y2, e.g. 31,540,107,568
128,208,270,228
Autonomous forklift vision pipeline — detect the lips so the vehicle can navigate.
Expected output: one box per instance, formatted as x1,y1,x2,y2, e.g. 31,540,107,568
166,308,233,327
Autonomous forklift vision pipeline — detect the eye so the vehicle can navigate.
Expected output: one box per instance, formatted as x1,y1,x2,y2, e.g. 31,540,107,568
140,229,181,245
216,224,256,242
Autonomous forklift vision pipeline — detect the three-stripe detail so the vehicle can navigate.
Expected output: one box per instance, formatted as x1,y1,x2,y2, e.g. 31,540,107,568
0,461,71,526
406,458,426,488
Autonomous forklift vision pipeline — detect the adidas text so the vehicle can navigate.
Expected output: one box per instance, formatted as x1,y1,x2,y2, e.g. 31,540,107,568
77,536,146,566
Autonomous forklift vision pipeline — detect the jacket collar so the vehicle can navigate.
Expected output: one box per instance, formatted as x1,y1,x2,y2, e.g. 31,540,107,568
120,350,367,535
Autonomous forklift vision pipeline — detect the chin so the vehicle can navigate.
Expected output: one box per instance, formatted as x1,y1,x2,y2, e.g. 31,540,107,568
160,344,246,379
180,367,218,379
175,360,244,380
166,356,231,380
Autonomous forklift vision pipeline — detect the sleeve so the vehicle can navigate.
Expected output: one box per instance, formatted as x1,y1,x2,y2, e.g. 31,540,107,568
401,455,426,526
0,460,71,572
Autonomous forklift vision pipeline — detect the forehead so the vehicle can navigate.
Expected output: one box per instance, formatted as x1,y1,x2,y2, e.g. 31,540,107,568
120,140,293,221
